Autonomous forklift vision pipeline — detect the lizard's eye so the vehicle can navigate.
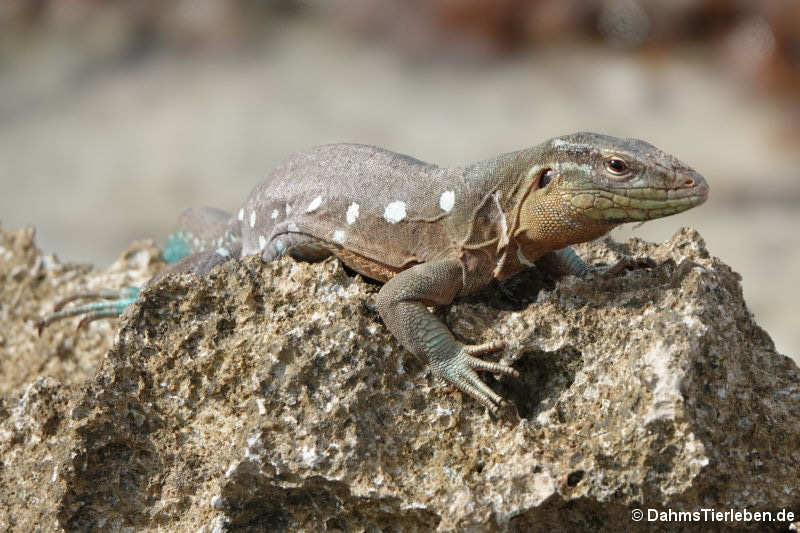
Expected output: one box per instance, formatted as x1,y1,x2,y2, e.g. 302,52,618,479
605,157,629,175
538,169,554,188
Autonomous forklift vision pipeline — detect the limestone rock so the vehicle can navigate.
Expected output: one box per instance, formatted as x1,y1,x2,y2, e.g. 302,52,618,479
1,224,798,532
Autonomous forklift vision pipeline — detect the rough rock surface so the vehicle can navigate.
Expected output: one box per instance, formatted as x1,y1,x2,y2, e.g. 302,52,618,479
0,224,798,532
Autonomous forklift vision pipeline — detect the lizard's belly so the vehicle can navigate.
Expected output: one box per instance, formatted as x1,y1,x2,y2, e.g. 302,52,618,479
333,248,410,282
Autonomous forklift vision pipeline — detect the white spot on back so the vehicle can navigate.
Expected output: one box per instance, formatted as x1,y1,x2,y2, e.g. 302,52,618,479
238,208,244,222
216,247,231,258
288,222,299,232
275,240,284,253
250,211,256,228
193,237,200,247
271,209,279,219
439,190,455,212
258,235,267,251
346,202,360,225
306,195,323,213
285,204,293,216
332,230,346,244
383,201,407,224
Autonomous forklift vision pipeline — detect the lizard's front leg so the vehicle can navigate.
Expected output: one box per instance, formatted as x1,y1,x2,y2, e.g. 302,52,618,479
537,247,655,279
376,258,519,412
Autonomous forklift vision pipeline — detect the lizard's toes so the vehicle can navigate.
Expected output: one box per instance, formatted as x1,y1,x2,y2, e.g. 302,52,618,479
462,341,519,378
465,355,519,378
449,366,504,411
37,287,140,334
436,343,520,412
463,339,505,356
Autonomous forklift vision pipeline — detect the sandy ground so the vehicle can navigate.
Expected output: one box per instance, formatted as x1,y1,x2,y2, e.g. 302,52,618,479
1,20,798,360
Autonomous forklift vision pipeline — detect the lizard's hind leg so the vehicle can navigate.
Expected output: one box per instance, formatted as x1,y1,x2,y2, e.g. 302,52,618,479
38,243,243,335
38,206,241,334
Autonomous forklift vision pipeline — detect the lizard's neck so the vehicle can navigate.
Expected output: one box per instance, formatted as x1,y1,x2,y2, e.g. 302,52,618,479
465,148,619,280
489,222,615,281
457,148,549,280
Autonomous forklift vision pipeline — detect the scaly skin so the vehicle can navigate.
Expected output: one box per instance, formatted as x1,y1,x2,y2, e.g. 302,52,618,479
374,133,708,413
39,133,709,413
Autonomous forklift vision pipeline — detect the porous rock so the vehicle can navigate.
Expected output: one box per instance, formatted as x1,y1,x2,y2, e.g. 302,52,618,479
0,224,798,532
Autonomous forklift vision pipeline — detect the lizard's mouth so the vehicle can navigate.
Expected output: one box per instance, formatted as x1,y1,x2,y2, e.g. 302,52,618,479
668,174,709,203
573,181,709,223
658,183,709,210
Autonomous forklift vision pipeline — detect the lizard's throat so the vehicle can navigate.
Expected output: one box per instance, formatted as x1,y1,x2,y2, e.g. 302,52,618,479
513,206,616,258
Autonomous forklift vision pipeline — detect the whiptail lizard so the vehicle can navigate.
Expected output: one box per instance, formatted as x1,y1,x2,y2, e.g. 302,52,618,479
39,132,709,412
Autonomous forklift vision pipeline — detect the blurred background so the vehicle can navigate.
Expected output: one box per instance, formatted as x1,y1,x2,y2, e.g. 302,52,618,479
1,0,798,360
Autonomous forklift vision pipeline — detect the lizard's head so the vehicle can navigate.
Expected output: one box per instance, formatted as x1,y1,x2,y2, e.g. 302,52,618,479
514,132,709,250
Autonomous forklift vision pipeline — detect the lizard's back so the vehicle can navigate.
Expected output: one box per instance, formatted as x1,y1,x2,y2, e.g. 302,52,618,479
240,144,491,279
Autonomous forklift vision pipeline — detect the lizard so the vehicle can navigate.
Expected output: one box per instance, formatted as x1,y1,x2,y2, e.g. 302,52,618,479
38,132,709,413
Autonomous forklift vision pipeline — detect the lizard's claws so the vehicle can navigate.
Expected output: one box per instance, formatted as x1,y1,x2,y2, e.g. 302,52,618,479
36,287,139,335
434,340,519,414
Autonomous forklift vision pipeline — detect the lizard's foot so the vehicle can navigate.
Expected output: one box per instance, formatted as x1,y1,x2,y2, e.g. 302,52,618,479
593,256,656,278
37,287,140,335
434,340,519,414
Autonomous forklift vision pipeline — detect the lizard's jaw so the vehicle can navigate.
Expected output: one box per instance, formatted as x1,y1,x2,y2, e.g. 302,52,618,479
569,174,709,224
